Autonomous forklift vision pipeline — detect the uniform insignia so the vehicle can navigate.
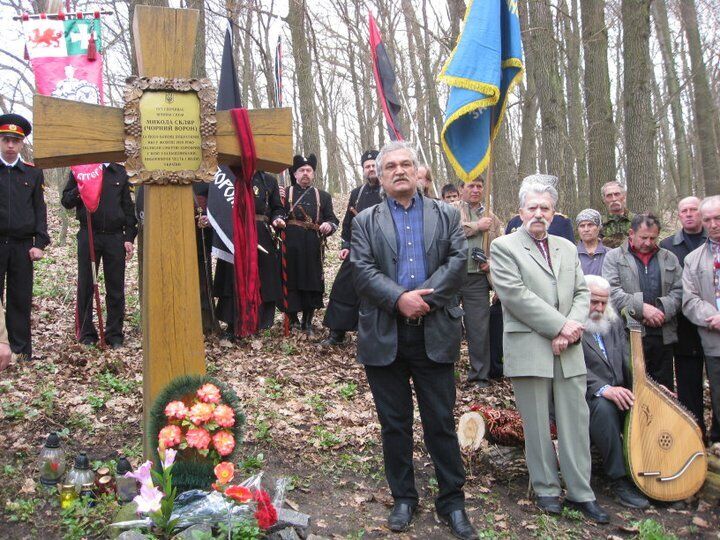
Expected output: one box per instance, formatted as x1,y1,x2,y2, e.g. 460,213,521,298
253,185,260,196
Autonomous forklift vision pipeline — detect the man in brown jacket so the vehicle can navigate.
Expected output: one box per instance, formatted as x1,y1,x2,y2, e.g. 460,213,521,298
455,176,503,387
682,195,720,446
0,302,10,371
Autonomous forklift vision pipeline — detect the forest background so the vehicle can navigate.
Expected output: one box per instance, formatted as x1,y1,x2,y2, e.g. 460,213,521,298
0,0,719,222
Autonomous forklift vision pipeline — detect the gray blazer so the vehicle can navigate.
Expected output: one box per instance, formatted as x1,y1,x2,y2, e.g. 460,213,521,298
682,242,720,356
350,196,467,366
490,229,590,378
602,242,682,344
581,321,630,400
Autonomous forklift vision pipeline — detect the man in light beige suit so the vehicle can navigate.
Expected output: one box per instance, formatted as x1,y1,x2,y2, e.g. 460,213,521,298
682,195,720,446
0,301,10,371
490,181,608,523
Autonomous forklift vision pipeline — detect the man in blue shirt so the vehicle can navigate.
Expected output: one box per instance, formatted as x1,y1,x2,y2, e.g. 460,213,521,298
351,141,476,539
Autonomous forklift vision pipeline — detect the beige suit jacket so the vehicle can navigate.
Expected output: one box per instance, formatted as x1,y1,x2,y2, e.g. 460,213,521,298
490,228,590,378
0,301,7,344
682,242,720,356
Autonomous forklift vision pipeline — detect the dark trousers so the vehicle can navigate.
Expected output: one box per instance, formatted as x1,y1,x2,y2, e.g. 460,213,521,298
364,322,465,515
675,353,719,440
460,273,491,382
76,230,126,345
588,397,626,480
0,239,33,355
488,300,504,379
642,335,675,392
258,301,276,330
706,356,720,444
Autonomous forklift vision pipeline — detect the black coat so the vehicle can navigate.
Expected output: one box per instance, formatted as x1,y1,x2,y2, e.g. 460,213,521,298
581,320,630,400
0,161,49,248
61,163,137,242
284,185,338,292
254,172,284,302
660,228,707,356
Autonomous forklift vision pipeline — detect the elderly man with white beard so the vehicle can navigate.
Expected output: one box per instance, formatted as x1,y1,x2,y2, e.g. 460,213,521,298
581,275,650,509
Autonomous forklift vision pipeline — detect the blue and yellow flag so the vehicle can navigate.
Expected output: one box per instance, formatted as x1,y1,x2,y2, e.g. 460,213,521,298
440,0,524,182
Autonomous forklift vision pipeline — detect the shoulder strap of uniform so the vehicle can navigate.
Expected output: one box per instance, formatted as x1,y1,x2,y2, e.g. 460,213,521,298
315,187,321,223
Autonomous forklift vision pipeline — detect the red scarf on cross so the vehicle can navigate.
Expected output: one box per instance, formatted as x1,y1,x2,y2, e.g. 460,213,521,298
229,109,261,337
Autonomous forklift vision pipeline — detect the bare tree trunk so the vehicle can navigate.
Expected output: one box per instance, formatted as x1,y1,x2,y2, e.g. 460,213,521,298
518,0,538,179
622,0,658,212
287,0,322,174
680,0,720,196
529,0,575,213
187,0,206,78
580,0,616,210
653,0,692,198
493,121,519,219
562,0,588,208
445,0,466,49
651,64,678,205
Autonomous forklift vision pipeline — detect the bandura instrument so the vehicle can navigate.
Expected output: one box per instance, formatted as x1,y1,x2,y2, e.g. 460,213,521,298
624,325,707,501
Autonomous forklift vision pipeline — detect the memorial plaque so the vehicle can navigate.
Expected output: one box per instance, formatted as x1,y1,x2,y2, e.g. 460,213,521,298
123,76,218,185
139,91,201,171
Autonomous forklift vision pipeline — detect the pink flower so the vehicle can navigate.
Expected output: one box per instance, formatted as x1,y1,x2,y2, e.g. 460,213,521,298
197,383,221,404
161,447,177,470
188,402,214,425
186,427,211,450
158,425,182,448
212,430,235,456
125,460,153,487
213,462,234,486
213,404,235,428
134,483,163,514
164,400,188,420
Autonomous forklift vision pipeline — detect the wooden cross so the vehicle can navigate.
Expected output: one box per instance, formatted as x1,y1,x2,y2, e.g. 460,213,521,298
31,6,292,456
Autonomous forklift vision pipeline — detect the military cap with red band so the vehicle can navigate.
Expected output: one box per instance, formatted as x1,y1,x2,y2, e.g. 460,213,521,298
0,113,32,139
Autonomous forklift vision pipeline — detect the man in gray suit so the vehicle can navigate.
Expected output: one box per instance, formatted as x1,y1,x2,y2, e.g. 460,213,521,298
682,195,720,447
351,141,476,539
581,274,649,509
490,180,608,523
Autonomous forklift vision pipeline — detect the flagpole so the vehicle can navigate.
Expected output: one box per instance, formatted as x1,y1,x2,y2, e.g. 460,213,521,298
398,91,438,197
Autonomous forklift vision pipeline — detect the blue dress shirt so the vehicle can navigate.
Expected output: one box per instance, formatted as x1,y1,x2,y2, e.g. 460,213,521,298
387,193,427,290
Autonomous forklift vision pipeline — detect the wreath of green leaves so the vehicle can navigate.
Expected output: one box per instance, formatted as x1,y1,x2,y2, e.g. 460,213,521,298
148,374,245,492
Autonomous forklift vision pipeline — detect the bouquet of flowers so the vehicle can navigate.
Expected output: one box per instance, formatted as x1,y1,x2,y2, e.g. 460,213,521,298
149,375,245,491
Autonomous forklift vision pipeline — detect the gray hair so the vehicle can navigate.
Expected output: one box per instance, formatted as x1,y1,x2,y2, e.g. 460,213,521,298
376,141,419,175
585,274,611,293
600,181,626,197
700,195,720,214
518,181,559,210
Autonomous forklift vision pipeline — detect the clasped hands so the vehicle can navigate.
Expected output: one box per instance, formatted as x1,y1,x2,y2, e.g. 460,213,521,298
552,320,584,355
397,288,434,319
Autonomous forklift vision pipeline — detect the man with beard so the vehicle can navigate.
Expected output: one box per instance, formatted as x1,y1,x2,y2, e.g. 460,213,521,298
284,154,338,335
351,141,476,538
490,181,608,523
581,274,650,509
660,197,717,441
214,171,286,334
602,213,682,391
321,150,382,346
600,181,634,249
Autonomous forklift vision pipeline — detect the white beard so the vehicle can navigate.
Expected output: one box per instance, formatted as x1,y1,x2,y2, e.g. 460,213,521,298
585,317,611,335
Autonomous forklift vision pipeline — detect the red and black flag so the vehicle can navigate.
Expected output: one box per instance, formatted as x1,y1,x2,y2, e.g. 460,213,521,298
368,12,404,141
206,21,261,337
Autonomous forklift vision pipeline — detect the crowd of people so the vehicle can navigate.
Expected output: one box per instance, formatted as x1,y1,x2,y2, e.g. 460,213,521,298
3,112,720,536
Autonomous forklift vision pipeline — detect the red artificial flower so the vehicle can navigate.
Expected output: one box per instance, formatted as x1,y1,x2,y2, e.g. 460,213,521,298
197,383,222,404
213,404,235,428
158,424,183,448
253,489,277,529
225,485,252,503
164,400,188,420
214,462,234,485
188,402,215,425
185,427,211,450
212,430,236,456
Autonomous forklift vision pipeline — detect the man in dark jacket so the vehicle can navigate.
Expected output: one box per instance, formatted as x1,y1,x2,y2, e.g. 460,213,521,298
351,141,476,539
660,196,717,440
62,163,137,348
283,154,338,335
321,149,382,345
581,275,649,509
0,114,49,360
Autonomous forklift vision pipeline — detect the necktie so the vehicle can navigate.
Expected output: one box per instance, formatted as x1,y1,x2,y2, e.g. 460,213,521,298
594,333,607,358
534,238,552,270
